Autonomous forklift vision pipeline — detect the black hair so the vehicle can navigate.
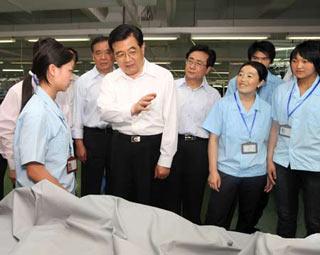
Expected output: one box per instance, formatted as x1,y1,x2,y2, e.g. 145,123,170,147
238,61,268,82
247,40,276,63
21,37,58,111
290,40,320,75
90,36,108,52
185,44,216,67
108,24,143,51
67,47,79,63
21,38,73,111
32,38,74,85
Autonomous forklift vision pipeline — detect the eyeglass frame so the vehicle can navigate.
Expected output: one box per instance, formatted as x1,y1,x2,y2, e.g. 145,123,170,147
185,57,208,68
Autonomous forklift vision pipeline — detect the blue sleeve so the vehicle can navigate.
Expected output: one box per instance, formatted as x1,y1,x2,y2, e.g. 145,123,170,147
18,109,48,166
225,76,237,97
271,86,280,122
202,100,223,136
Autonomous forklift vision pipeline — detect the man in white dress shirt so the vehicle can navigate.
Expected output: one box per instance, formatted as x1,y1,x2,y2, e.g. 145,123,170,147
156,45,221,224
73,36,114,196
97,24,177,206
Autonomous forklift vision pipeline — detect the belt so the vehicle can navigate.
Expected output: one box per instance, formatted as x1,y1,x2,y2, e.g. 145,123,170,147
178,134,208,141
84,126,113,134
113,131,162,143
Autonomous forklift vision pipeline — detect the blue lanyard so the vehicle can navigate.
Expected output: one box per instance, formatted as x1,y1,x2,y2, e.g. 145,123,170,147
234,92,257,139
287,78,320,121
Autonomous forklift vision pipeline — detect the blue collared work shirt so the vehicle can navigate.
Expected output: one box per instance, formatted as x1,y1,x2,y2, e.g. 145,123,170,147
203,92,271,177
14,87,76,192
272,75,320,171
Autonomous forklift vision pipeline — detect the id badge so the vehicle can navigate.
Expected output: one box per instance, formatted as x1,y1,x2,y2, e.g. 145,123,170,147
67,156,77,174
241,142,258,154
279,124,291,138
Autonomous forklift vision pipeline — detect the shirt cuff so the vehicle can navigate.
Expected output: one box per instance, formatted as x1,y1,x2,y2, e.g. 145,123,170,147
71,128,83,139
7,158,15,170
157,155,173,168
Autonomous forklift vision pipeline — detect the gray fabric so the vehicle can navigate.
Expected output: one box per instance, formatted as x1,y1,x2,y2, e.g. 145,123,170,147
0,181,320,255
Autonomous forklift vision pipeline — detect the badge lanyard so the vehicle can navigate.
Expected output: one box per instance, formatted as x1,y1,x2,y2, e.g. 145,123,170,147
234,92,257,140
287,78,320,122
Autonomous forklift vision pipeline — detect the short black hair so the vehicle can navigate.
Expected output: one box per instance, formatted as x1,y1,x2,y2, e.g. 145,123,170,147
108,24,143,51
90,36,108,52
290,40,320,75
67,47,79,63
185,44,216,67
247,41,276,63
239,61,268,82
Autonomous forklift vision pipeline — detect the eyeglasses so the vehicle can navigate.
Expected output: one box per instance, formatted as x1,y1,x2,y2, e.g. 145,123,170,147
115,48,138,61
186,58,207,68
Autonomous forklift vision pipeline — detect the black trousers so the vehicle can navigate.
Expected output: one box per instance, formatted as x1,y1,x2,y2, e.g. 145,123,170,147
275,163,320,238
154,136,208,224
81,126,113,196
205,171,266,234
0,154,7,200
109,131,161,205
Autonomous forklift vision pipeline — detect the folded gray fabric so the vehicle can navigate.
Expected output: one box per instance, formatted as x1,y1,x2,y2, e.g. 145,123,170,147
0,180,319,255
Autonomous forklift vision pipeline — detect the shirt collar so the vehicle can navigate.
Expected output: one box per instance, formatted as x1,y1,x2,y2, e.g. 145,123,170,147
178,76,211,92
117,58,158,80
234,90,261,113
35,86,64,119
92,66,105,79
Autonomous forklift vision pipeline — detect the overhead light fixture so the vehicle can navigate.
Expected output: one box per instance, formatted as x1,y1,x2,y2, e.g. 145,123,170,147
144,36,178,41
2,68,24,72
27,37,90,42
286,35,320,40
0,38,16,43
213,71,229,75
11,61,32,65
171,69,184,72
152,61,171,65
275,47,295,51
0,61,4,64
191,35,269,40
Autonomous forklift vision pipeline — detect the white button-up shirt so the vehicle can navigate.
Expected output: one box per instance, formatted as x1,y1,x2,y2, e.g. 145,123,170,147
72,66,108,139
176,77,221,138
97,59,178,168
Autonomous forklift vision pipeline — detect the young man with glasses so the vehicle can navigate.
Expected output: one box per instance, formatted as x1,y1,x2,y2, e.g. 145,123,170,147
73,36,114,196
155,45,221,224
97,24,177,206
226,40,283,105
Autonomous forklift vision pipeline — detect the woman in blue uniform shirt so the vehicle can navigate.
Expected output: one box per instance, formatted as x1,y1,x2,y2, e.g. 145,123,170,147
203,61,272,233
14,38,76,193
268,40,320,238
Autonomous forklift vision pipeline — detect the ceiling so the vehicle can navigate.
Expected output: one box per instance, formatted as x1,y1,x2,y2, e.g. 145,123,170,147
0,0,319,94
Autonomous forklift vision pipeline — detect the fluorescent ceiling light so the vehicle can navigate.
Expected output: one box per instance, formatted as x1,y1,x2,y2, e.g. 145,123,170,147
287,35,320,40
144,36,178,41
2,68,24,72
27,37,90,42
0,38,16,43
11,61,32,65
191,35,269,40
214,71,229,75
275,47,295,51
152,61,171,65
0,61,4,64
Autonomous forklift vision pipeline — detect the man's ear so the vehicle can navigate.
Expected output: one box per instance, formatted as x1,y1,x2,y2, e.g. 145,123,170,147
205,66,212,75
